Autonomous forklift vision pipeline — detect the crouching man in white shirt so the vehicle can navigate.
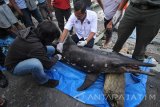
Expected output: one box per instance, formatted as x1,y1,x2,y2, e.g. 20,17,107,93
56,0,97,53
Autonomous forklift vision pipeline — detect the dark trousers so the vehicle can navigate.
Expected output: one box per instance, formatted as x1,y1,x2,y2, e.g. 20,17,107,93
31,8,43,23
21,8,43,27
104,18,112,40
54,7,71,32
71,34,94,48
38,1,53,20
113,5,160,60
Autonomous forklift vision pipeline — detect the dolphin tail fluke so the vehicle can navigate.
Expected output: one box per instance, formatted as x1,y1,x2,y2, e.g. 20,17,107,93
77,73,99,91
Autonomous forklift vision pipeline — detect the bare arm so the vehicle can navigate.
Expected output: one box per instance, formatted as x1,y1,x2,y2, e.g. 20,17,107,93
97,0,104,10
9,0,23,16
117,0,128,10
59,28,69,43
86,32,95,43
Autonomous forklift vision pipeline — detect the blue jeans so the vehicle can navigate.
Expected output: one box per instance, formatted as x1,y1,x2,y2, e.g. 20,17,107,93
21,8,43,27
13,46,55,84
31,8,43,23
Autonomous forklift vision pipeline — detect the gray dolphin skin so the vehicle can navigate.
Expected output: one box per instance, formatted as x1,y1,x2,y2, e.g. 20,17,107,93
61,36,156,91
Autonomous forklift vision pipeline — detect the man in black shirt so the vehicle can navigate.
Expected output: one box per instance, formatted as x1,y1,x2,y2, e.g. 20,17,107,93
5,21,61,87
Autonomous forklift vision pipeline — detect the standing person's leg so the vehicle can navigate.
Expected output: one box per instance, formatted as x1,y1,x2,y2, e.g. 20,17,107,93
38,3,48,20
21,8,34,27
54,7,64,32
132,9,160,61
104,18,112,45
44,1,54,20
112,5,136,52
31,8,43,23
64,8,71,22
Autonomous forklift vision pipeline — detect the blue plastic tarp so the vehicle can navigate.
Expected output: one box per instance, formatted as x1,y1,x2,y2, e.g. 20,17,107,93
0,35,14,55
46,58,152,107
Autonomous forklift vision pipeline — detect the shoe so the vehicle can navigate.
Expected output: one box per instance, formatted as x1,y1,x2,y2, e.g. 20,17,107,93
42,79,59,88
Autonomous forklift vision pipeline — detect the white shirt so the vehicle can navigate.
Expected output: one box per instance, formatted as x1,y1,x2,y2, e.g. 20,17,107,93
103,0,122,20
64,10,97,39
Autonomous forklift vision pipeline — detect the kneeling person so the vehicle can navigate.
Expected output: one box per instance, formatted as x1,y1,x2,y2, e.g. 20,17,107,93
5,21,61,88
57,1,97,53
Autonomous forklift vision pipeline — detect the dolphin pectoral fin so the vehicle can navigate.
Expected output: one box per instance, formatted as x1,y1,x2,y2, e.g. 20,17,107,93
77,73,99,91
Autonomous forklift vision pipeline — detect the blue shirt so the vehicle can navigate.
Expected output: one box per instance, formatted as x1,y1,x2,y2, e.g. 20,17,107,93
15,0,27,9
37,0,45,4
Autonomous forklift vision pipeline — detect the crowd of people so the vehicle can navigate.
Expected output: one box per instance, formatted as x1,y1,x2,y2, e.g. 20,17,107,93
1,0,160,106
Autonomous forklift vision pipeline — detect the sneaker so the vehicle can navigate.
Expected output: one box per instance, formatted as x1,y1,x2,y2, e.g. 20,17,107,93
42,79,59,88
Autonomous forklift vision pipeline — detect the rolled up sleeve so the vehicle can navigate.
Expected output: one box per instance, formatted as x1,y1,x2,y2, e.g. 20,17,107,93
64,13,75,30
90,13,97,33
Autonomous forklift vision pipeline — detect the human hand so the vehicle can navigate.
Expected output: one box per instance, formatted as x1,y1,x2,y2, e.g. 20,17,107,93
112,10,122,26
77,40,87,47
56,43,63,53
106,21,112,29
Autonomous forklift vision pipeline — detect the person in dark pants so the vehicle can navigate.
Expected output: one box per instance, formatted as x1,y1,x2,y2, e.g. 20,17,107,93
48,0,71,32
112,0,160,61
37,0,53,20
56,1,97,53
97,0,122,46
10,0,43,27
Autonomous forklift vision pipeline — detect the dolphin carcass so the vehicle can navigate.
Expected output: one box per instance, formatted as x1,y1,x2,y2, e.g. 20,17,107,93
61,36,156,91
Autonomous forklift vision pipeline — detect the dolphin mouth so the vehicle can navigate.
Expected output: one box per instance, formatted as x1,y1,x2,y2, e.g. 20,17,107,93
104,64,156,76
